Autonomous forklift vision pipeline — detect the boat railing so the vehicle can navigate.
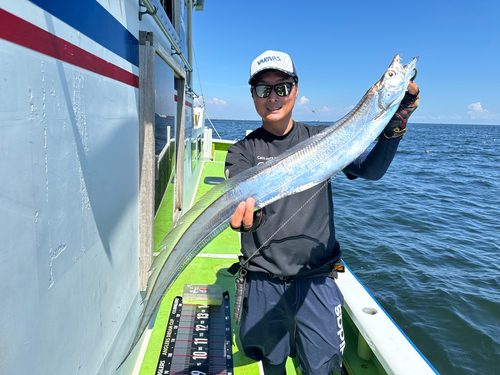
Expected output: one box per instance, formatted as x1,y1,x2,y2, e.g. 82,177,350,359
337,265,439,374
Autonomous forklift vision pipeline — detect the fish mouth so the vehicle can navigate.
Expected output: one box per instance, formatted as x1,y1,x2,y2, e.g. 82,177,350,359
377,54,418,84
374,54,419,92
388,53,418,73
372,54,419,115
403,56,419,80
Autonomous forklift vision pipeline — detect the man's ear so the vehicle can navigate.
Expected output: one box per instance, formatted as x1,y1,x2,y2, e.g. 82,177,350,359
250,87,253,96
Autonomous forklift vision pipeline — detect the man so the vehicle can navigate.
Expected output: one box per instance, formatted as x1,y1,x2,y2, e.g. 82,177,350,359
225,50,419,375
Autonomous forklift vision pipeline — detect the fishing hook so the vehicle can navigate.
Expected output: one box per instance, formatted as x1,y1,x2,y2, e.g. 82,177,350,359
411,68,418,82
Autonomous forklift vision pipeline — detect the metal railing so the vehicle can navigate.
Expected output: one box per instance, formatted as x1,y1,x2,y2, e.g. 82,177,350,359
139,0,193,72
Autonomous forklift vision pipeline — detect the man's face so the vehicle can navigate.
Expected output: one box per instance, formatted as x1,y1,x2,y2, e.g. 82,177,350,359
251,70,298,126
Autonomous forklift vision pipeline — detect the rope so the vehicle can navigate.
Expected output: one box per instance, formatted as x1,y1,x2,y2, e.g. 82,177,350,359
193,44,221,139
205,112,222,139
192,45,205,107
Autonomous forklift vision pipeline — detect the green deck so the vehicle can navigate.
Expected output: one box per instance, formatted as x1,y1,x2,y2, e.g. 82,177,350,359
139,149,385,375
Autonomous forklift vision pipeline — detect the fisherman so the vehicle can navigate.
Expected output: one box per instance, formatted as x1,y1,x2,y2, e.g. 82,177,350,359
226,50,419,375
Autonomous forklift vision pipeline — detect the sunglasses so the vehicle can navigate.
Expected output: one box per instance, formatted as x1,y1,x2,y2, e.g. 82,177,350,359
253,82,296,98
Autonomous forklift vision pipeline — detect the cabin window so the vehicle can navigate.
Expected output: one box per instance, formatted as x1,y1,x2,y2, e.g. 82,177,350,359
159,0,180,38
161,0,173,25
155,54,176,156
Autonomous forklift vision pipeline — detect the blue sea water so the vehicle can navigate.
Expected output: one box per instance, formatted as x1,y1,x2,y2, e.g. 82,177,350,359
209,119,500,375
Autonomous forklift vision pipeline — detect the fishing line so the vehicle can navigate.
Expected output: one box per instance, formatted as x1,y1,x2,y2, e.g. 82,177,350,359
192,44,205,108
241,179,330,268
192,44,222,139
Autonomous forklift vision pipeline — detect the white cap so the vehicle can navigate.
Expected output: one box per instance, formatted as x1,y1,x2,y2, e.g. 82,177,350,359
248,50,298,85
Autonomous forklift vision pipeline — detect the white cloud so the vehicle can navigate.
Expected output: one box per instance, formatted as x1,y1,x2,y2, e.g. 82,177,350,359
316,106,333,114
298,96,309,105
467,102,497,119
208,97,228,107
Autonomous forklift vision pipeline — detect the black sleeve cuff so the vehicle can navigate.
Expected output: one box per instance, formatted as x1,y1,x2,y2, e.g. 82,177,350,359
401,89,420,105
342,170,358,180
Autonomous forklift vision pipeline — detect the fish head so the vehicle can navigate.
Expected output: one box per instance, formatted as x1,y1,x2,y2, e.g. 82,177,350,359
375,54,418,112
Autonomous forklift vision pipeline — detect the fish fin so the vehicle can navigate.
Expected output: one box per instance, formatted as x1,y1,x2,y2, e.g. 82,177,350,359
372,112,385,121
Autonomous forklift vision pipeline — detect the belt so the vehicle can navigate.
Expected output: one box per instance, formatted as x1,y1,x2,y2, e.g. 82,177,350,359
268,273,294,281
268,262,345,281
228,261,346,280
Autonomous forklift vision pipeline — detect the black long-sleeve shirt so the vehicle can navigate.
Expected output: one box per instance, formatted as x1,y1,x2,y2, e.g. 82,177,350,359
225,121,401,278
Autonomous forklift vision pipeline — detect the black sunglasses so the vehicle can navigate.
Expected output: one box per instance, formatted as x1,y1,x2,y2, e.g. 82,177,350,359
253,82,296,98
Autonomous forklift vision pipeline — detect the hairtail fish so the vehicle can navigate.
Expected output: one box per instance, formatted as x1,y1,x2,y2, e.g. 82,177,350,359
117,54,418,369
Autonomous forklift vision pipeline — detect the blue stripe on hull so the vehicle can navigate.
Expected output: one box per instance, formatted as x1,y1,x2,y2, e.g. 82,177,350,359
29,0,139,66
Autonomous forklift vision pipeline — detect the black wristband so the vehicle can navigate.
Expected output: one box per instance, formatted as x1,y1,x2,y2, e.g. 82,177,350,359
230,209,267,233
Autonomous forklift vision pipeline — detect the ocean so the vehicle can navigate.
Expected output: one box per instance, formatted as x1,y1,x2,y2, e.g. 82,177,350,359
208,119,500,375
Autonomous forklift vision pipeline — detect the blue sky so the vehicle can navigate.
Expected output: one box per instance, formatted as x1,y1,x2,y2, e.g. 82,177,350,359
190,0,499,125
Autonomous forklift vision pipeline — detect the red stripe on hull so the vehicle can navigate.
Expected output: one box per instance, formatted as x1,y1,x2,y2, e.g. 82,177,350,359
174,94,193,108
0,8,139,88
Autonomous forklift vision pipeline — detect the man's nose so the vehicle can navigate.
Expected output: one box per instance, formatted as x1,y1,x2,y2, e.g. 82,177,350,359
267,88,279,100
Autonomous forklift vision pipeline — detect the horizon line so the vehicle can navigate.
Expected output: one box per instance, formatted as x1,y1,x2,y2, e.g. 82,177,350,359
206,119,500,126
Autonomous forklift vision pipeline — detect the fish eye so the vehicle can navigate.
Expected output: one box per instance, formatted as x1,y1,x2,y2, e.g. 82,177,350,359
387,71,395,78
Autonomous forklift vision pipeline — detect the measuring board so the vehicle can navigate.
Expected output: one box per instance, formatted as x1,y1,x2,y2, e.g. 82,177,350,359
155,292,233,375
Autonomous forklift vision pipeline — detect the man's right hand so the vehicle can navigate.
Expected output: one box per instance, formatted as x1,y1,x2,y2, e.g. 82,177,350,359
231,198,255,230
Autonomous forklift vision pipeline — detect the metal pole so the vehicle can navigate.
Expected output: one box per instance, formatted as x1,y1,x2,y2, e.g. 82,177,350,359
205,112,222,139
138,31,156,291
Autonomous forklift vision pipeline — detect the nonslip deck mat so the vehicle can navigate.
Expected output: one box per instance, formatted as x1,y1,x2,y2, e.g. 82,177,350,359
155,292,234,375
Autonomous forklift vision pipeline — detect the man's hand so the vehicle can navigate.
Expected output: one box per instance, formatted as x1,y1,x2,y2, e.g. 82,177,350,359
231,198,256,230
407,80,419,95
230,198,267,233
383,82,420,139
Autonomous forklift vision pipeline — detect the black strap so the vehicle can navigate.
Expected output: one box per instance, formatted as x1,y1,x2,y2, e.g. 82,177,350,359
227,262,241,275
229,208,267,233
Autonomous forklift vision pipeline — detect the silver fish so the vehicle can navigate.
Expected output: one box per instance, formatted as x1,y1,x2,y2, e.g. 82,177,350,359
118,54,418,368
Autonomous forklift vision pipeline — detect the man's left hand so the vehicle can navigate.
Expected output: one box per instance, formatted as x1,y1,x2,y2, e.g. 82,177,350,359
383,82,420,139
407,81,419,95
